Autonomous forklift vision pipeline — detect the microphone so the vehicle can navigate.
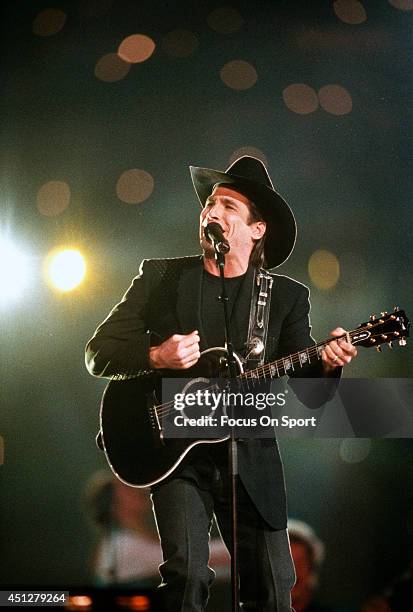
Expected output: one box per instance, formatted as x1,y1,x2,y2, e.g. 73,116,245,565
204,222,230,254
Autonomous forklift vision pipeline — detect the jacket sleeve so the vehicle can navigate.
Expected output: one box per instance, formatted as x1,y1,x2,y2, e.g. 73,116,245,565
276,284,316,360
85,260,154,378
276,283,341,408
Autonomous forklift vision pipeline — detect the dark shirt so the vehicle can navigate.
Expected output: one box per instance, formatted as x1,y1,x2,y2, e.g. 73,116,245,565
171,269,249,485
201,269,246,350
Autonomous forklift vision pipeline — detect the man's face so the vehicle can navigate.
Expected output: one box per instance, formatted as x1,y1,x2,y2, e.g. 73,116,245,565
199,185,266,258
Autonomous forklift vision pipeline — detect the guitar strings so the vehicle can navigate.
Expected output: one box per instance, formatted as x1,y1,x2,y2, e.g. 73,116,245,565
153,324,386,419
153,320,398,420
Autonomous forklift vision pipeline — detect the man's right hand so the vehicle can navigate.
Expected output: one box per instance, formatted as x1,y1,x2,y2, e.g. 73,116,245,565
149,330,201,370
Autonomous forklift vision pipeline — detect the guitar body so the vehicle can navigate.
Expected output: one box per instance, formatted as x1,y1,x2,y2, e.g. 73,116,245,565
100,348,236,487
99,309,409,488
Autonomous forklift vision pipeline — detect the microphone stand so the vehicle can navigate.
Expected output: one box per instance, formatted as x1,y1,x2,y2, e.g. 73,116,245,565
215,248,240,612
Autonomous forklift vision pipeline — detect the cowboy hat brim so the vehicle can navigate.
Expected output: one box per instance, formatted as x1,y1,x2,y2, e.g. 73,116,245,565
190,166,297,269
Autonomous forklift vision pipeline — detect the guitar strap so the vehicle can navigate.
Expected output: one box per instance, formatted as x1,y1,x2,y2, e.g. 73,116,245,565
245,268,274,369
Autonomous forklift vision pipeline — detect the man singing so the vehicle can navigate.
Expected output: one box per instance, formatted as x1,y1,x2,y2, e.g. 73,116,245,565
85,156,357,610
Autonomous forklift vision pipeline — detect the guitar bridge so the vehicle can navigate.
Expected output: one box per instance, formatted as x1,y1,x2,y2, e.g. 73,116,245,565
149,403,161,431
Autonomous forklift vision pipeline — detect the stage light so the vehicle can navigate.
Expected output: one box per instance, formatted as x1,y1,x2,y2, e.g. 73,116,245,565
318,84,353,116
115,595,151,611
95,53,131,82
47,249,86,292
116,169,154,204
0,237,32,305
32,8,67,37
220,60,258,91
65,595,92,610
118,34,156,63
283,84,319,115
333,0,367,25
308,249,340,290
339,439,371,463
37,180,71,217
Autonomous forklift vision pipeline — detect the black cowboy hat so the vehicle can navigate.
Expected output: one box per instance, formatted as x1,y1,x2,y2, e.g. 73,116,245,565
190,156,296,269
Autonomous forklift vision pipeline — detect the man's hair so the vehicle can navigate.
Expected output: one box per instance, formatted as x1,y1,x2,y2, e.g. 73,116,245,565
247,200,267,269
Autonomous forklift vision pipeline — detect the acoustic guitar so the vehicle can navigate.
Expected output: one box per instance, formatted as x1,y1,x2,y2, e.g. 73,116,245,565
98,308,409,487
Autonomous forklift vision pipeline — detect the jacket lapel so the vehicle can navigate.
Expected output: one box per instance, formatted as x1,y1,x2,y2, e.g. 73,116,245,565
176,258,256,354
176,256,207,350
230,264,256,353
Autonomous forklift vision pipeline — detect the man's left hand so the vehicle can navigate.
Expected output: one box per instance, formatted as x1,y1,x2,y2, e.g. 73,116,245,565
322,327,358,373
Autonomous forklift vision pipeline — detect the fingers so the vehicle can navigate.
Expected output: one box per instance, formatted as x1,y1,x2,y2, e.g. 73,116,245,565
330,327,346,337
181,355,201,369
172,330,200,349
153,330,201,369
322,342,346,367
322,328,358,369
172,331,200,365
178,343,201,367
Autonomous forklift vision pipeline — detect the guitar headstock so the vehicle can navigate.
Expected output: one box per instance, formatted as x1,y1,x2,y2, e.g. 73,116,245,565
351,308,410,350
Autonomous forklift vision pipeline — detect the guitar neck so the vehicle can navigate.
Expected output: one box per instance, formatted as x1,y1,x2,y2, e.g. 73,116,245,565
239,331,356,382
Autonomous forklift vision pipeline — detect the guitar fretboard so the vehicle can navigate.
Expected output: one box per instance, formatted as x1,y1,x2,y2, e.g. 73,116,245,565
239,331,356,383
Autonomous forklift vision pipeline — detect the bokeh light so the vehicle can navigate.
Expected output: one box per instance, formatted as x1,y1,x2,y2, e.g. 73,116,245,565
282,84,319,114
47,249,86,292
229,147,268,166
161,29,199,58
207,7,244,33
318,85,353,115
32,8,67,37
66,595,93,610
339,439,371,463
116,169,154,204
37,180,71,217
95,53,131,82
220,60,257,90
308,249,340,290
388,0,413,10
115,595,151,611
118,34,156,64
0,237,33,305
333,0,367,24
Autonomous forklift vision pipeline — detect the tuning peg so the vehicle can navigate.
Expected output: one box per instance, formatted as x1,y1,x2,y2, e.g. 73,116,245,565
399,338,407,347
387,341,393,349
370,314,376,321
394,306,399,312
380,311,388,317
375,345,382,352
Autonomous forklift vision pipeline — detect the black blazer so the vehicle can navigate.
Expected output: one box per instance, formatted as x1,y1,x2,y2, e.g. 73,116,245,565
86,255,338,529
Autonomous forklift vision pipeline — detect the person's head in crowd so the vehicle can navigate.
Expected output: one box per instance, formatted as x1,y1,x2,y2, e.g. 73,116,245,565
288,519,325,612
84,469,156,536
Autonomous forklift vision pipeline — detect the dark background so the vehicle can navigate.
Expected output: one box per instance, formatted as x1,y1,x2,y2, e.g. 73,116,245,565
1,0,412,608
